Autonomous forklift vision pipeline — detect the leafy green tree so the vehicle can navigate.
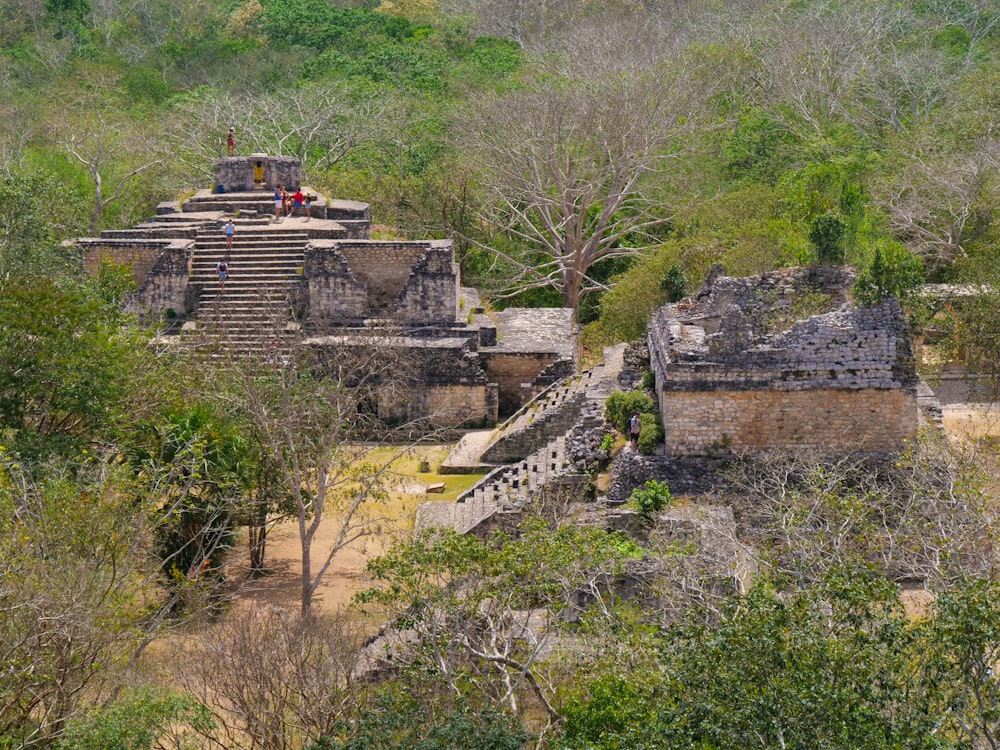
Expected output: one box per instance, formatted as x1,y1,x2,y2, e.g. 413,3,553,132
0,276,136,460
809,211,847,265
57,686,213,750
853,239,924,304
130,405,253,601
0,455,164,746
604,391,664,454
309,691,531,750
628,480,672,521
604,390,655,434
0,171,81,278
919,578,1000,750
557,573,943,750
358,519,643,728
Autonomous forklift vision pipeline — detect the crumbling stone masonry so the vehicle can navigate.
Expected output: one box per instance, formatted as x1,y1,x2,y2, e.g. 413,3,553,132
75,156,578,427
648,267,920,456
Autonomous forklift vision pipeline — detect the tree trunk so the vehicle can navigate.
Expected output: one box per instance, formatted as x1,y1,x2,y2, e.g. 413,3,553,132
300,529,313,615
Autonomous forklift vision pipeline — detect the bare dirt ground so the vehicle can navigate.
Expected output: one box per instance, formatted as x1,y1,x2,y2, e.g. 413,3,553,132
226,445,484,612
941,403,1000,440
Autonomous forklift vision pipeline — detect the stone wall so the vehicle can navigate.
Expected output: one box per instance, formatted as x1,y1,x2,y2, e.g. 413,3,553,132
481,352,561,415
394,245,459,326
482,390,588,463
82,240,192,320
82,241,174,287
305,240,459,326
606,454,732,504
647,268,920,455
304,243,369,325
382,383,498,427
650,300,917,393
339,242,427,309
213,155,300,192
131,241,193,320
662,388,917,455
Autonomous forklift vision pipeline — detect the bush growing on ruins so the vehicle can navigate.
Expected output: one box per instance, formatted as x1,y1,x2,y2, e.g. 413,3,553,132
808,212,847,265
660,264,688,303
853,239,924,304
605,391,655,434
629,479,673,520
636,413,664,456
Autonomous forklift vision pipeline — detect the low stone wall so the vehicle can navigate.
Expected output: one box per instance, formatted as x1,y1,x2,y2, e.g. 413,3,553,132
82,241,176,287
383,382,498,427
606,453,732,504
662,387,917,455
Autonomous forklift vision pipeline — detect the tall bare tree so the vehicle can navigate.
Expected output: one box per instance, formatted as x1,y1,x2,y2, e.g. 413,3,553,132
58,105,165,234
460,67,705,326
214,337,417,615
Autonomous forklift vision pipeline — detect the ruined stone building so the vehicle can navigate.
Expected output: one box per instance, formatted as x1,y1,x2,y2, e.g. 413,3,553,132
75,156,576,426
646,265,920,455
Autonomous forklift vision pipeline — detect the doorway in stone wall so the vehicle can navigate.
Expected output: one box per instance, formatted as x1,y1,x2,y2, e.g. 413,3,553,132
253,159,265,186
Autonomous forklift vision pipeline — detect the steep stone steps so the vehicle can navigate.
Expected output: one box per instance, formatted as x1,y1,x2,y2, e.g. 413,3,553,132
183,225,309,356
418,345,628,537
413,434,570,536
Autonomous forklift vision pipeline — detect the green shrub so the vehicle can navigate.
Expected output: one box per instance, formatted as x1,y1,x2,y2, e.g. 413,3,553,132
853,239,924,304
605,391,656,433
636,413,663,455
629,479,673,520
660,264,688,303
809,212,847,265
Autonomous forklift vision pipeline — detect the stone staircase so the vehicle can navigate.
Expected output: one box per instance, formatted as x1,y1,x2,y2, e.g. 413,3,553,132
415,345,626,537
184,221,307,356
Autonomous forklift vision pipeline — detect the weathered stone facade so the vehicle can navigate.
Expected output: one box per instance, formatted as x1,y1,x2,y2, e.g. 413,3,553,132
304,240,458,326
648,266,919,455
214,155,300,192
75,157,576,426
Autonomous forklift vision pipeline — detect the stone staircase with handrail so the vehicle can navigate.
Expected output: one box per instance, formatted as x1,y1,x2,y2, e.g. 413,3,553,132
414,345,626,537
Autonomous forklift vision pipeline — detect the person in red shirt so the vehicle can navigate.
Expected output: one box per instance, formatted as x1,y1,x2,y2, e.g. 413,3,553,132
292,189,304,217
